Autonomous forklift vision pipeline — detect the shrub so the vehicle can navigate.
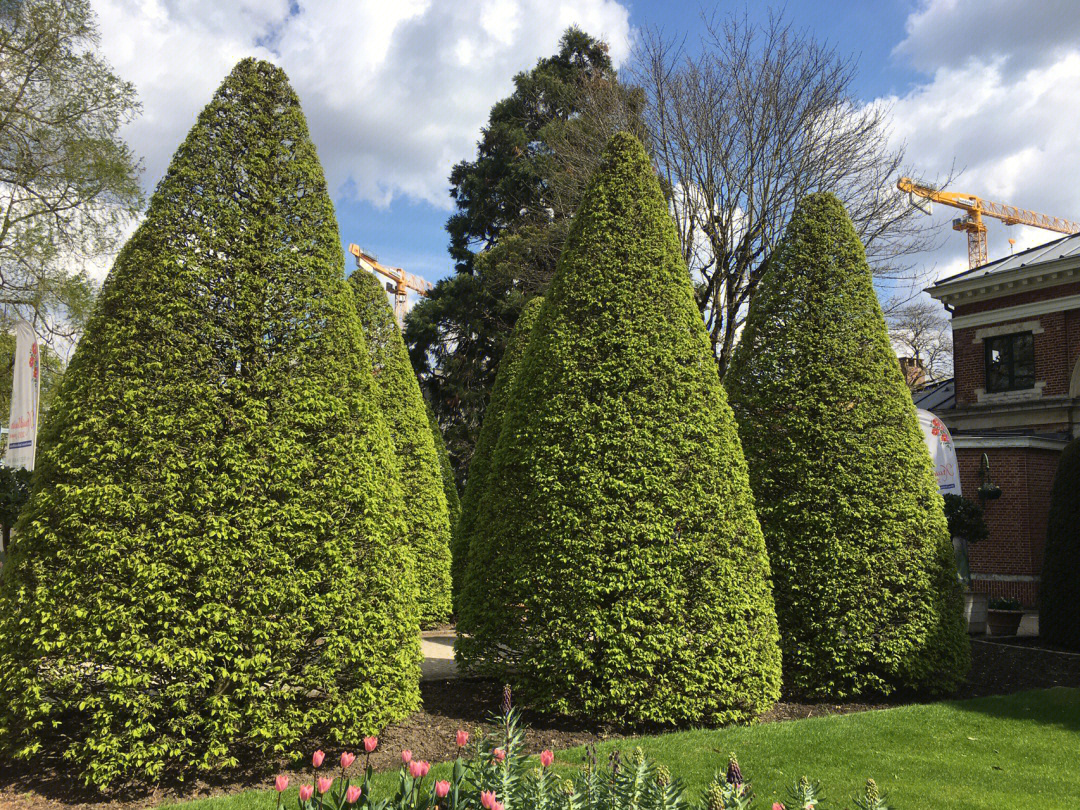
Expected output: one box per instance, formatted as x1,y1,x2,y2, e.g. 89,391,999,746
426,400,461,532
725,192,969,698
452,296,544,611
350,269,453,625
988,597,1022,612
0,59,420,788
455,133,781,724
1041,437,1080,649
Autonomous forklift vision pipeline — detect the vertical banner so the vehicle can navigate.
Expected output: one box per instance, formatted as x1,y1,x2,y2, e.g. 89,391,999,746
916,408,960,497
5,319,40,472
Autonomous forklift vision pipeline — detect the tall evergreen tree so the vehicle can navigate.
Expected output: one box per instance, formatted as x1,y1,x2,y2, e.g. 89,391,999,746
1041,436,1080,649
0,60,420,788
452,295,544,610
426,400,460,532
350,269,452,625
725,192,969,698
456,134,781,725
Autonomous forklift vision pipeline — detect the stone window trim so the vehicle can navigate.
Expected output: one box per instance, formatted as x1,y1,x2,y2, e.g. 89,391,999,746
974,381,1046,404
972,320,1044,343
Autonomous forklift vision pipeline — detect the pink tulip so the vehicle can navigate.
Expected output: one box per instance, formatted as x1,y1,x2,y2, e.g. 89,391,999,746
481,791,497,810
317,777,334,795
401,749,413,765
540,749,554,768
493,748,506,762
340,752,356,770
364,736,378,753
346,786,363,804
299,785,314,802
456,729,469,748
275,775,289,792
409,761,424,779
419,761,430,777
435,780,451,798
771,804,785,810
493,802,504,810
312,750,326,768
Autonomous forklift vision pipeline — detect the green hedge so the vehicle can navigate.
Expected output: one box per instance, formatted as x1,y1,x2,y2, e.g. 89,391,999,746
0,59,420,788
1041,437,1080,649
426,400,461,532
452,295,544,611
725,192,969,698
350,269,452,625
455,133,781,724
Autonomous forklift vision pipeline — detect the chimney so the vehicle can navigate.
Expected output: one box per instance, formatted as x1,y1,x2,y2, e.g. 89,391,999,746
899,356,927,388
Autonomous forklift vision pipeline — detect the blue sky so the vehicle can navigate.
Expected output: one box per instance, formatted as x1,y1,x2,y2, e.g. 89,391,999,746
91,0,1080,299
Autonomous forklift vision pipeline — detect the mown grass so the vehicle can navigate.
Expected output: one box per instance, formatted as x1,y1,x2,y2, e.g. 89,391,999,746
168,687,1080,810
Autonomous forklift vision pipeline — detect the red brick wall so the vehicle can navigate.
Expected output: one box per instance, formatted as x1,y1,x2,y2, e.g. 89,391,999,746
956,446,1061,606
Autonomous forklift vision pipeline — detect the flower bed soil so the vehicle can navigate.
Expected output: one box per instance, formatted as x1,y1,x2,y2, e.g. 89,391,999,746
0,638,1076,810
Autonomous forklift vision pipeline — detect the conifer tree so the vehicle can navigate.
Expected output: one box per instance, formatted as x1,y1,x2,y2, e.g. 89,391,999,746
350,269,452,625
0,59,420,788
1041,436,1080,649
726,192,969,697
426,401,461,531
453,295,544,610
455,133,781,724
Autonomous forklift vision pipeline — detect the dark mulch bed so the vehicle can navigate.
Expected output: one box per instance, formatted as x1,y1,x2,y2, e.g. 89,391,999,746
1,637,1077,810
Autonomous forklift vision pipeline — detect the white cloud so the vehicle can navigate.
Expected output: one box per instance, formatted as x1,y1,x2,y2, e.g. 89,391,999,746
93,0,633,212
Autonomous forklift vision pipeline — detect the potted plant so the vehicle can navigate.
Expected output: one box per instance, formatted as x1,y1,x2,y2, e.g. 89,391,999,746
943,494,989,633
986,596,1024,636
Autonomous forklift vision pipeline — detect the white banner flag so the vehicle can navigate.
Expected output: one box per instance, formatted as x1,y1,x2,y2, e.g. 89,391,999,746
5,320,40,471
917,408,960,497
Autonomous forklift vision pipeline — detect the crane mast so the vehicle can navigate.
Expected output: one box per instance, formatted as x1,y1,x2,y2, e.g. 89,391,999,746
348,243,433,325
897,177,1080,269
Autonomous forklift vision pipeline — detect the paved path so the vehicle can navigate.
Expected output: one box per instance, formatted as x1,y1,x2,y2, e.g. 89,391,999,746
421,629,459,680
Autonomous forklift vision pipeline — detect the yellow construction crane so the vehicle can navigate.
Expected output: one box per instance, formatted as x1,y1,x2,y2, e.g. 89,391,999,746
348,243,433,325
897,177,1080,269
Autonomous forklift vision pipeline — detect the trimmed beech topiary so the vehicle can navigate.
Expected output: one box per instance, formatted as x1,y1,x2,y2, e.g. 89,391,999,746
0,59,420,788
1041,436,1080,649
452,295,544,611
455,133,781,724
725,192,969,698
426,400,460,533
350,269,452,625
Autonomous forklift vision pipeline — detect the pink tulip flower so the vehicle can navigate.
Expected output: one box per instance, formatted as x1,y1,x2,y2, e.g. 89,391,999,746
435,780,451,798
419,761,430,777
299,785,314,802
493,748,506,762
346,786,363,804
275,775,289,792
540,750,554,768
364,736,378,753
481,790,497,809
317,777,334,794
312,750,326,768
771,804,786,810
340,752,356,770
409,761,424,779
456,729,469,748
493,802,504,810
401,749,413,765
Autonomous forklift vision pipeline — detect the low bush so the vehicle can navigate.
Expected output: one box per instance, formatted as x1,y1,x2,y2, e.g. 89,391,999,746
272,702,892,810
1041,436,1080,649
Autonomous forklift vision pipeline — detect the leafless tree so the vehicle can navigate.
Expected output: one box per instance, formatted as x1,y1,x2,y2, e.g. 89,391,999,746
888,298,953,387
633,10,945,376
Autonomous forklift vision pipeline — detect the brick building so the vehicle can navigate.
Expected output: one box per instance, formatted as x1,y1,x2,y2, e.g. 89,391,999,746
918,234,1080,606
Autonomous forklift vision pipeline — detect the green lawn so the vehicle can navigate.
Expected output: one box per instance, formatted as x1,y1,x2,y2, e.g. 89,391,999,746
169,688,1080,810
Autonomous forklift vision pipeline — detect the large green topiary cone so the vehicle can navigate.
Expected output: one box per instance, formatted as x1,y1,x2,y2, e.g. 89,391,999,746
453,295,544,612
455,133,781,724
0,59,420,788
350,269,452,625
426,399,461,533
1041,436,1080,649
726,192,969,698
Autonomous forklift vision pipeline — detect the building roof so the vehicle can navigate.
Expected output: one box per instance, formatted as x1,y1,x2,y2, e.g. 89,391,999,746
912,378,955,412
934,232,1080,287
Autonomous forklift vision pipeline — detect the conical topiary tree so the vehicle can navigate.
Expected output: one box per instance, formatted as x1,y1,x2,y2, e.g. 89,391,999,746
1041,436,1080,649
0,59,420,788
426,400,461,532
350,269,452,625
725,192,969,698
452,295,544,611
455,133,781,724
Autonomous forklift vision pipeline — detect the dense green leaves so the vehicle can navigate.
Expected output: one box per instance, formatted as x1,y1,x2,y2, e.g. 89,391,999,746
726,192,968,698
456,133,781,724
350,269,452,626
453,295,543,611
1040,437,1080,649
426,400,460,532
0,59,420,788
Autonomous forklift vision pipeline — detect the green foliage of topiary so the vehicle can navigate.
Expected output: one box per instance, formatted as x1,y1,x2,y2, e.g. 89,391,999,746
426,399,461,531
455,133,781,724
725,192,969,698
0,59,420,788
349,269,452,625
452,295,544,611
1041,436,1080,649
